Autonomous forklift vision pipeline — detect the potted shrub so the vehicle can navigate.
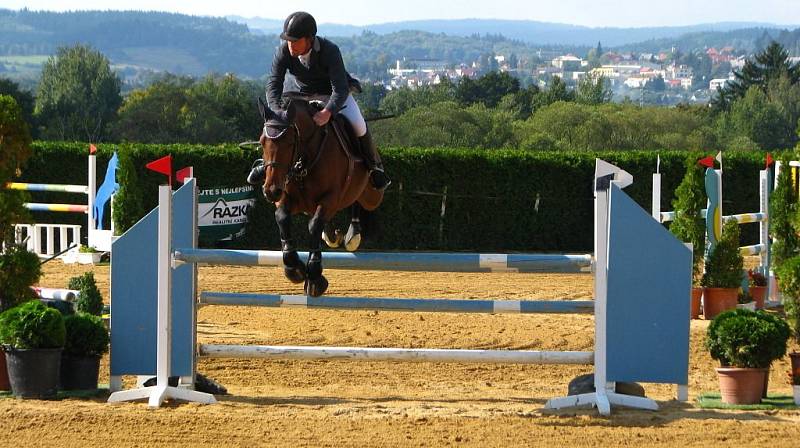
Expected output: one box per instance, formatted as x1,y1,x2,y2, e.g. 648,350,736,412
747,269,768,310
77,245,102,264
706,308,790,404
0,244,42,391
701,219,744,319
0,300,65,398
669,155,707,319
774,255,800,403
60,313,109,390
67,272,104,316
770,159,799,270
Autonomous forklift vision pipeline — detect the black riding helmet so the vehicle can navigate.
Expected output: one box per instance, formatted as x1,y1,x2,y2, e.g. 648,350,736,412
280,11,317,41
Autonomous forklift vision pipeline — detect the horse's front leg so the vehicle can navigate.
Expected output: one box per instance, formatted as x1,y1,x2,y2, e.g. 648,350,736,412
304,204,329,297
275,202,306,284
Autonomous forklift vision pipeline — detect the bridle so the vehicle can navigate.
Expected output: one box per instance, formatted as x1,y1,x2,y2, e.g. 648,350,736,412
264,116,329,190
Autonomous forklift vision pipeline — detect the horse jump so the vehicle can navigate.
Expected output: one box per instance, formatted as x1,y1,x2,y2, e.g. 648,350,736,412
4,150,118,257
107,159,691,415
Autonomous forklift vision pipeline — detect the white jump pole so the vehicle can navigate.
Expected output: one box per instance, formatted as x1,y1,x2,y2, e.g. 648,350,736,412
108,185,215,407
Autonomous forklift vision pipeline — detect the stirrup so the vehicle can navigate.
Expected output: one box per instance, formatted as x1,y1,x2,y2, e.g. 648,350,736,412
369,168,391,191
247,159,266,185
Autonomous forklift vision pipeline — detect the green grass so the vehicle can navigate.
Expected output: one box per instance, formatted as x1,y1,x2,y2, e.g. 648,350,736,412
697,392,799,410
0,55,49,65
119,46,207,74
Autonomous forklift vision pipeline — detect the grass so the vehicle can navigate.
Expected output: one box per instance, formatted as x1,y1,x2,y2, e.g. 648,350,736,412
0,55,49,65
697,392,799,410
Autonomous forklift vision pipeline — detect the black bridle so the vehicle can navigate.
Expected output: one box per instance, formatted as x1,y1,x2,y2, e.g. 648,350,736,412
264,120,328,189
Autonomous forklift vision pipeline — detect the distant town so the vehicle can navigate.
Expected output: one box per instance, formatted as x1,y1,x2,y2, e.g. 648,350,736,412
381,47,800,105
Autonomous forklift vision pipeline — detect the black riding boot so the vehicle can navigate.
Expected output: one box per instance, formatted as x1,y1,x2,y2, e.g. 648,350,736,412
358,131,390,191
246,159,266,186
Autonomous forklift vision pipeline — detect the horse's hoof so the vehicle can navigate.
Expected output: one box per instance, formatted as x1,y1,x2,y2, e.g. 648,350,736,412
344,233,361,252
284,266,306,284
304,275,328,297
322,229,342,248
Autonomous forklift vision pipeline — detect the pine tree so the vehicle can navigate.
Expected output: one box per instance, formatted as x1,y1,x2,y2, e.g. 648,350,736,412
714,41,800,111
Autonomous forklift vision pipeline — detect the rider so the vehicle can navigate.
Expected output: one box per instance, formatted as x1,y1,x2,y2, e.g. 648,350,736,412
248,11,390,191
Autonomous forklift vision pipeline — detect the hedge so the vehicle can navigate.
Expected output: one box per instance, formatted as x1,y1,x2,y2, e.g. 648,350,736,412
18,142,780,252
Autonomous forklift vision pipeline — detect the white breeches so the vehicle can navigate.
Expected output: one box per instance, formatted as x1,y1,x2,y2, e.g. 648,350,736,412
338,94,367,137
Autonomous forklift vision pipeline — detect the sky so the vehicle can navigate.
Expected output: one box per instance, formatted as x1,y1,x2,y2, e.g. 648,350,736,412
2,0,799,28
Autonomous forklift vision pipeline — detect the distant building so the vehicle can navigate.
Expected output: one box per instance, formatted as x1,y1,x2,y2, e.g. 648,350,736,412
552,55,583,72
624,77,648,88
667,65,693,80
709,78,730,91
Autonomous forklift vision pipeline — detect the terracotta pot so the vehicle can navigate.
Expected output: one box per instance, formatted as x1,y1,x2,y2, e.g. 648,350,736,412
716,367,768,404
0,349,10,391
703,287,739,320
749,286,767,309
690,288,702,319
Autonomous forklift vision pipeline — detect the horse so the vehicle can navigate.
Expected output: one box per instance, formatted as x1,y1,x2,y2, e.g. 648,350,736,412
257,97,384,297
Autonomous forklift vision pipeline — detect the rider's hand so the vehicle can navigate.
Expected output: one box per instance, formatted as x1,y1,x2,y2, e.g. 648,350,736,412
313,109,332,126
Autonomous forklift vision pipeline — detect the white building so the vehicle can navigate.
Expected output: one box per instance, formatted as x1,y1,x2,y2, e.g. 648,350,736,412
709,78,730,91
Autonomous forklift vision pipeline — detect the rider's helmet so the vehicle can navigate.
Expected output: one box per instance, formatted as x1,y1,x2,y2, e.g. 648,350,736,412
280,11,317,41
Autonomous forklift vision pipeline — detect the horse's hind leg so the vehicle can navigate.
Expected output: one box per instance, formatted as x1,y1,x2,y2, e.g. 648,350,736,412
322,221,343,248
344,203,362,252
305,205,329,297
275,203,305,284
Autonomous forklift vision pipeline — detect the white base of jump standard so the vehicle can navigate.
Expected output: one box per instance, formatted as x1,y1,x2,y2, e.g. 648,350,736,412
545,391,658,415
108,385,216,408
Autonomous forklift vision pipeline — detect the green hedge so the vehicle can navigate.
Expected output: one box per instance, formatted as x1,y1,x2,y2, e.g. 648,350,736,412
19,142,781,252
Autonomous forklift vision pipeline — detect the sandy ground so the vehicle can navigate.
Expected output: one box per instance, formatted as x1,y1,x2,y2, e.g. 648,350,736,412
1,261,799,447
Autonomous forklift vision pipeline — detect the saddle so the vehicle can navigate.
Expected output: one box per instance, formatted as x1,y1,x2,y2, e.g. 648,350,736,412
330,114,362,164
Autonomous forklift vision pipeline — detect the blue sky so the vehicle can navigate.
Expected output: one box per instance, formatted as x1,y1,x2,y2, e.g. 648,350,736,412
3,0,799,28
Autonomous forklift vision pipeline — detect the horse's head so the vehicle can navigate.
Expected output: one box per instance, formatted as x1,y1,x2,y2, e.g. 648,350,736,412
259,99,301,202
259,98,321,202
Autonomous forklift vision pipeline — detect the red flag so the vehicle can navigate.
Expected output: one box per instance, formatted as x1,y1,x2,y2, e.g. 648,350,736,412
698,156,715,168
176,166,194,184
766,153,774,168
89,144,97,155
146,155,173,185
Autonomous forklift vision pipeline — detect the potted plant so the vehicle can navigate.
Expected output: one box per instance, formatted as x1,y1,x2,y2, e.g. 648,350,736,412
0,244,42,391
60,313,109,390
77,245,103,264
701,219,744,319
0,300,65,398
770,158,799,270
706,308,790,404
774,255,800,404
669,155,707,319
67,272,104,316
747,269,768,310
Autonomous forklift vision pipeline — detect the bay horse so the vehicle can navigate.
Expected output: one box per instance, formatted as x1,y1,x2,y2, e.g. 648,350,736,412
257,96,384,297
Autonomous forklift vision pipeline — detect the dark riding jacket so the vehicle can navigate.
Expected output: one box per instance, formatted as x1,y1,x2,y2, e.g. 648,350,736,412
267,36,353,114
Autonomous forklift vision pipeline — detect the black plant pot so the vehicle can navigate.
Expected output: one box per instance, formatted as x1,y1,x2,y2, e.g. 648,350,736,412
60,355,101,390
5,348,62,399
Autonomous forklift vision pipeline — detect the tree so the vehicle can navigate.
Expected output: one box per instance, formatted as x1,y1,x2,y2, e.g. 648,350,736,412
0,95,32,243
113,76,192,143
647,75,666,92
718,86,786,150
714,42,799,111
0,78,35,138
35,45,122,141
576,75,612,105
